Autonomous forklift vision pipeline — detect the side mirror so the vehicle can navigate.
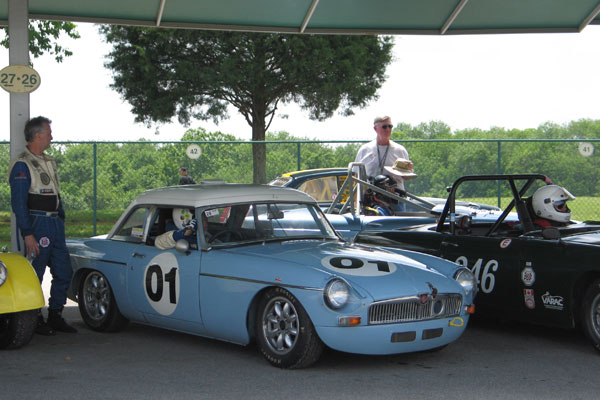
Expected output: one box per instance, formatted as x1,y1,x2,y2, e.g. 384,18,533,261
541,227,561,240
175,239,190,253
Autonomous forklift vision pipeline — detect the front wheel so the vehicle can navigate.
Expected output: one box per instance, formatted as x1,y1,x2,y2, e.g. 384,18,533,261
0,309,38,349
581,279,600,352
255,287,324,368
78,270,128,332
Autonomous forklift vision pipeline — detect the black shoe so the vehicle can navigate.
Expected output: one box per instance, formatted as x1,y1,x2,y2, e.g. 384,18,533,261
48,309,78,333
35,316,56,336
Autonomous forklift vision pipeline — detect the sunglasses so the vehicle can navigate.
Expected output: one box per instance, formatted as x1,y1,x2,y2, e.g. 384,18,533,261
380,124,393,129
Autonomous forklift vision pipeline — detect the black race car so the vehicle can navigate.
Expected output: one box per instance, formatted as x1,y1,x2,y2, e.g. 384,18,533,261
356,174,600,352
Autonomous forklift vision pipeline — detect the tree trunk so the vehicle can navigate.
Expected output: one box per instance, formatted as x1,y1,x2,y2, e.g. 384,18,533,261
251,121,267,184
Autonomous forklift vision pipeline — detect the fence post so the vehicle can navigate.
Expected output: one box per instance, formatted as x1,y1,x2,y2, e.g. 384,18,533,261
497,140,502,207
93,142,97,236
297,142,301,171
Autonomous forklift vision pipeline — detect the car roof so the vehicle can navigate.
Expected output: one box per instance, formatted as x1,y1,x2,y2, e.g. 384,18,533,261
131,183,316,208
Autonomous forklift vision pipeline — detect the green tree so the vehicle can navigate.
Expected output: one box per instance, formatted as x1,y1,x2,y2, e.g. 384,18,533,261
1,21,79,62
100,27,394,183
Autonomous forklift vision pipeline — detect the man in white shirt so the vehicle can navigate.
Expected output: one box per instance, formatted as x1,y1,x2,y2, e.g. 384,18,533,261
355,116,414,212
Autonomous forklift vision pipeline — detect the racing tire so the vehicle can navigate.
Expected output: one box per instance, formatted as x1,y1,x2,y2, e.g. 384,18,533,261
255,287,324,369
0,309,38,349
78,270,129,332
582,279,600,352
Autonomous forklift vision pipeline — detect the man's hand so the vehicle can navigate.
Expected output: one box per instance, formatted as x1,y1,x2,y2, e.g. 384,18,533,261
173,219,197,241
24,234,39,259
184,219,197,236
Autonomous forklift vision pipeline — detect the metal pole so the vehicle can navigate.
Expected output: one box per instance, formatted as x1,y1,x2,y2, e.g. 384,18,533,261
497,140,502,207
296,143,301,171
8,0,29,253
93,143,97,235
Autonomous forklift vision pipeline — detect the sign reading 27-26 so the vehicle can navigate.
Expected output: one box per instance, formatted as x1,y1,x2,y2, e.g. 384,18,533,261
0,65,41,94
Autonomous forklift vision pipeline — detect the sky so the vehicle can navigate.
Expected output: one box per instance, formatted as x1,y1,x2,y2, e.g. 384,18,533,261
2,23,600,143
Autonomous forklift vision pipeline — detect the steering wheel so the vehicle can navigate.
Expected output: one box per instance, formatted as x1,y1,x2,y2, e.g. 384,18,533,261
209,230,243,243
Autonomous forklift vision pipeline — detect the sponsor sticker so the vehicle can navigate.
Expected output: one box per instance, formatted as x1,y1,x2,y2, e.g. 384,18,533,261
500,238,511,248
206,208,220,218
39,236,50,248
524,289,535,309
541,291,564,310
521,265,535,286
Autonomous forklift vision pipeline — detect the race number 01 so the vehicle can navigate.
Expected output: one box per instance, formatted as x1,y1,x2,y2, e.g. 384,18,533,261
145,264,177,304
329,257,391,272
456,256,498,294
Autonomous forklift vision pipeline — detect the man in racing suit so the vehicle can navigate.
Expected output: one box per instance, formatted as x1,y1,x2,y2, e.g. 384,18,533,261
8,116,77,335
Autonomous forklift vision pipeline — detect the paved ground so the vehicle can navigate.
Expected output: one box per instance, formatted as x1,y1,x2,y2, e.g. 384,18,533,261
4,283,600,400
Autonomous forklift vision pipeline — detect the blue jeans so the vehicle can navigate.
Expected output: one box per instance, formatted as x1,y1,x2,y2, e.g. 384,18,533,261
391,202,406,212
28,212,73,310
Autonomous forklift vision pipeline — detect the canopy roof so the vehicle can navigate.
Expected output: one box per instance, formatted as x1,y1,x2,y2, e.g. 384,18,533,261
1,0,600,35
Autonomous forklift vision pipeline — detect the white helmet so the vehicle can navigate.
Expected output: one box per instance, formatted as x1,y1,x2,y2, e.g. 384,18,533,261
532,185,575,223
172,208,193,230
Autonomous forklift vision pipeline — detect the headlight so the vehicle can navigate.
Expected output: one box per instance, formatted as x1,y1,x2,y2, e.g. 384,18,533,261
324,279,350,309
0,261,7,287
454,268,476,296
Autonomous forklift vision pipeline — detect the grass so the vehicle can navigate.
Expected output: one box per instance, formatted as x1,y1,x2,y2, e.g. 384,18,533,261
2,197,599,251
0,210,122,251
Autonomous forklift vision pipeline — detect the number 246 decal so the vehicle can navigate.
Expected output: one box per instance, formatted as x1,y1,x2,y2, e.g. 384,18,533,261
455,256,498,294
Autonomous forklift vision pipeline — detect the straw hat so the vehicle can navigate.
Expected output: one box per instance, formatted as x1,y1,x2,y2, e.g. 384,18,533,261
384,158,418,180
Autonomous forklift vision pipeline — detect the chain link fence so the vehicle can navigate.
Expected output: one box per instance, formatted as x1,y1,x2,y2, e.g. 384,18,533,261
1,138,599,244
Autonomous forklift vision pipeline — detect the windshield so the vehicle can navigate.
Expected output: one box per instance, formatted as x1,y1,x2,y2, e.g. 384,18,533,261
201,202,338,246
267,176,292,187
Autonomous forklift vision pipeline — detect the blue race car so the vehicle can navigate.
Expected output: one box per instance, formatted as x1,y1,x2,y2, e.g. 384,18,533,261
67,183,476,368
269,163,505,241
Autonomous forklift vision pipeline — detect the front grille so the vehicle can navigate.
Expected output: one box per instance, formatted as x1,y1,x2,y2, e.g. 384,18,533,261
368,293,463,325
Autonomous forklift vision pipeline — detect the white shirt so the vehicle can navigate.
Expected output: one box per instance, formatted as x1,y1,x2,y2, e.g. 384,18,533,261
354,139,410,189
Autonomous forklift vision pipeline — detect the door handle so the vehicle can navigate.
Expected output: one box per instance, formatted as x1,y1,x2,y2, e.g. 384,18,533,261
442,242,459,248
132,252,146,258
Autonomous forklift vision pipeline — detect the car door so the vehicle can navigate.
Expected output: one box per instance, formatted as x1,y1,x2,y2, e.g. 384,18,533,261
123,206,205,333
515,235,576,328
440,233,522,318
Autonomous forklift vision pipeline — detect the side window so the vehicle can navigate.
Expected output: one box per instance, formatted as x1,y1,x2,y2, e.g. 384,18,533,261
146,208,172,246
112,207,150,243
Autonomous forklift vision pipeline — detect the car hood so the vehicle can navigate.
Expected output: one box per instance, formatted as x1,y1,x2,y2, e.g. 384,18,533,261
227,240,461,301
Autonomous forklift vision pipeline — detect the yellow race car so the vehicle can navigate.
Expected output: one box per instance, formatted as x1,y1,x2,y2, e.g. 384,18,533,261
0,252,44,349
